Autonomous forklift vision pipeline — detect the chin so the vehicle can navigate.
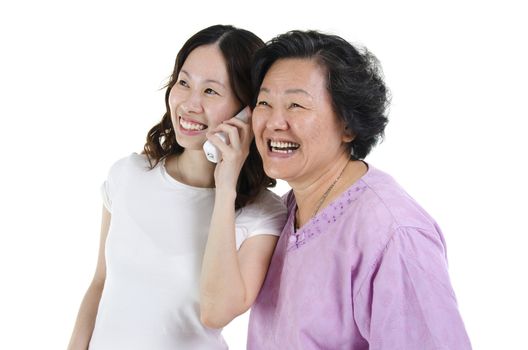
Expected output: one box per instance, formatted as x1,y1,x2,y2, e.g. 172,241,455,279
263,164,290,182
174,135,205,151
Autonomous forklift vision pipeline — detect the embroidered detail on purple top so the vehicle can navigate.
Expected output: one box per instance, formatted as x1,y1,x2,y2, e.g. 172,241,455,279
288,185,367,251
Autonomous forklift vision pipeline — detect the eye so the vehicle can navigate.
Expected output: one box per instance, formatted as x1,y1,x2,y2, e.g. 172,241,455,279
257,100,269,107
288,102,303,109
204,88,219,96
177,79,189,87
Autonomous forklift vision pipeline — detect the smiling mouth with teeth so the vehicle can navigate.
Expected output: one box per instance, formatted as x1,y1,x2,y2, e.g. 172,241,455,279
269,140,300,153
179,117,207,131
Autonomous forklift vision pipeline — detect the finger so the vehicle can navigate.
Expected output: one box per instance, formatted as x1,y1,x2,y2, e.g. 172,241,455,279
205,132,231,154
208,117,247,136
223,116,253,144
225,113,252,128
214,123,241,149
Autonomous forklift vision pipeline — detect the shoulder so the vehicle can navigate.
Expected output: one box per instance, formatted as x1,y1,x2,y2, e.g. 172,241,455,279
334,165,443,263
110,152,151,170
240,189,287,219
355,165,438,232
106,152,151,180
235,190,288,238
258,189,287,208
282,190,296,209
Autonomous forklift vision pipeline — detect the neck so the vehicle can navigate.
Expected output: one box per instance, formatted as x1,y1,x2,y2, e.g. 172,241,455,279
292,154,366,228
165,149,216,188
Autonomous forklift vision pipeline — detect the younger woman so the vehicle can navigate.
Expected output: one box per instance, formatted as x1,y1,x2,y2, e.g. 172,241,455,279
68,25,286,350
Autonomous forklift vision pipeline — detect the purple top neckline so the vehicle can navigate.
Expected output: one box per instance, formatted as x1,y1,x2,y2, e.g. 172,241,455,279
287,164,371,251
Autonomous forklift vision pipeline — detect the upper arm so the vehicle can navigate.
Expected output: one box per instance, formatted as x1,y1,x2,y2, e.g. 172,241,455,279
232,190,286,310
361,227,471,349
92,206,111,286
236,234,279,310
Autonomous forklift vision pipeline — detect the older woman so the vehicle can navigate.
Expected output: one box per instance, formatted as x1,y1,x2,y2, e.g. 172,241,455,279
247,31,471,349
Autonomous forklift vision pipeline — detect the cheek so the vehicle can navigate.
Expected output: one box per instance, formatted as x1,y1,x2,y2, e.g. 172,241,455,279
252,114,269,149
292,117,322,143
206,108,228,128
206,99,240,126
168,92,180,122
168,91,179,113
251,112,266,134
168,85,188,105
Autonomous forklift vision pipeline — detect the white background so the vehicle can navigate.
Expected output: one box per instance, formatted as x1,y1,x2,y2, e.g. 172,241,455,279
1,0,527,349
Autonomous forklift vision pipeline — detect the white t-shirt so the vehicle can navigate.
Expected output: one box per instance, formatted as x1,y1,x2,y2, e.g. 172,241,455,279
88,153,287,350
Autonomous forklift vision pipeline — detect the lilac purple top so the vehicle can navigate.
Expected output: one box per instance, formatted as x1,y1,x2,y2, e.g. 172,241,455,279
248,165,471,349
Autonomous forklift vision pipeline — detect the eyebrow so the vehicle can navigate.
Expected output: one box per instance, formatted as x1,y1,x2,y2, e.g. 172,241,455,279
259,87,313,98
180,70,226,88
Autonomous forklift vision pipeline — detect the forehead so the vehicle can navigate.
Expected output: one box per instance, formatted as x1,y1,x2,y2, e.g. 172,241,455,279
260,58,327,93
180,44,229,82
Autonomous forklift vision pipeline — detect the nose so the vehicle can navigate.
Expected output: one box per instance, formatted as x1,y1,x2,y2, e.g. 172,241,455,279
180,90,203,114
266,108,288,131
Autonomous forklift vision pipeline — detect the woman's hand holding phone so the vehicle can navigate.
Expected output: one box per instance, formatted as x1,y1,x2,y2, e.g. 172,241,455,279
204,106,253,191
203,107,251,163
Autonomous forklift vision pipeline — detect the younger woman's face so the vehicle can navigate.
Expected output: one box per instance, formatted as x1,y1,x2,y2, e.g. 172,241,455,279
169,44,240,151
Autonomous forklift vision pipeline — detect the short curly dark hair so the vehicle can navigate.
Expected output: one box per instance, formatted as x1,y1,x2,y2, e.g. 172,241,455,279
252,30,390,159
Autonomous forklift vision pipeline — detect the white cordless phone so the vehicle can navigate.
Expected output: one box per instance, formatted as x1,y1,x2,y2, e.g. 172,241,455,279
203,106,251,163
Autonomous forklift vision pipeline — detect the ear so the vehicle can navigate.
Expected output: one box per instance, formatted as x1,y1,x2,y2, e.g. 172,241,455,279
342,124,355,143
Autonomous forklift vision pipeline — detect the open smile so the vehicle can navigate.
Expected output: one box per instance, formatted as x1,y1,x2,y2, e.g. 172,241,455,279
179,116,208,132
268,139,300,154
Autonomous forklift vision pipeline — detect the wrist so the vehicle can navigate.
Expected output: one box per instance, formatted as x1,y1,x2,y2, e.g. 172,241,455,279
214,187,237,202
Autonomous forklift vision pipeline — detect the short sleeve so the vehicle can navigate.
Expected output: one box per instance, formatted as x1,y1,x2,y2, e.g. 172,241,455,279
99,155,131,213
234,190,288,249
100,180,112,212
355,226,472,349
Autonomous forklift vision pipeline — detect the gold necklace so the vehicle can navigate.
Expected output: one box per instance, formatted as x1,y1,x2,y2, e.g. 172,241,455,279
312,160,349,217
295,161,350,230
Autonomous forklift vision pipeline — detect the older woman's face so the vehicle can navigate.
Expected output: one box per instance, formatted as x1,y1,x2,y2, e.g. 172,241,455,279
253,58,352,184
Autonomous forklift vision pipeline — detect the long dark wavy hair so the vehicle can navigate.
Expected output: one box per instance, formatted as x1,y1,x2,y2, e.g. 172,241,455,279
252,30,390,160
143,25,275,209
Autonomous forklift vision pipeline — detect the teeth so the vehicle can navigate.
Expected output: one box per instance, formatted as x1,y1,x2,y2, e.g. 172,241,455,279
270,140,300,149
273,149,294,153
269,140,300,153
180,118,206,131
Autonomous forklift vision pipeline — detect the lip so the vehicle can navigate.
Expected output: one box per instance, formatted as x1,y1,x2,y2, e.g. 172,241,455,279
178,116,208,136
265,148,297,159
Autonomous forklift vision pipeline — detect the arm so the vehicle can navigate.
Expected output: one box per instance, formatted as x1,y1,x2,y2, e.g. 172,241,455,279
200,191,278,328
355,227,472,349
199,116,279,328
67,207,110,350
